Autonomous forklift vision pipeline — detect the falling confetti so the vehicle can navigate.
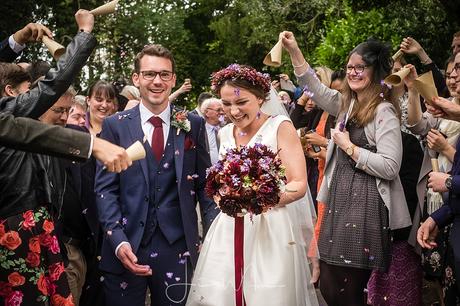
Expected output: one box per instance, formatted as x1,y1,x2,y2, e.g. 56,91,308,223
122,218,128,225
178,259,186,265
175,277,181,282
183,251,190,257
150,252,158,258
163,163,170,169
120,282,128,290
107,230,112,236
175,150,180,156
82,208,88,215
166,272,173,279
100,276,104,282
190,190,196,196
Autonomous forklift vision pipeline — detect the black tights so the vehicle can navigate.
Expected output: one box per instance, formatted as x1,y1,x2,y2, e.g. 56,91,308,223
319,260,371,306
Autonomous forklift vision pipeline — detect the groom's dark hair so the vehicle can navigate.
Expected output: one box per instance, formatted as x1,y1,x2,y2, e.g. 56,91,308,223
134,44,176,73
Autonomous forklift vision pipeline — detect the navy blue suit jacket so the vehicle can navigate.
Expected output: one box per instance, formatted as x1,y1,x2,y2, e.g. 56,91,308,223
95,104,218,273
431,139,460,227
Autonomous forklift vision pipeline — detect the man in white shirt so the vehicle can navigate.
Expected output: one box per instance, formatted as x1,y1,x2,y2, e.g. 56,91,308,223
201,97,224,164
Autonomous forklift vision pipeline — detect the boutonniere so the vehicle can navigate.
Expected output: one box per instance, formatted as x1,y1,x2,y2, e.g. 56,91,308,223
171,108,191,135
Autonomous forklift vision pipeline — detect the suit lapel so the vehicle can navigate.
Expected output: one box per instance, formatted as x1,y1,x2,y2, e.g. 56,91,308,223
172,106,185,190
127,106,150,189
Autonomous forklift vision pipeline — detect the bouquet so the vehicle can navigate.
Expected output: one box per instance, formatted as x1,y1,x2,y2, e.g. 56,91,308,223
205,143,287,218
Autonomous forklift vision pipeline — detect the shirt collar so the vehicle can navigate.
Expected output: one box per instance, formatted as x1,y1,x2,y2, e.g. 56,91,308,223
139,101,171,126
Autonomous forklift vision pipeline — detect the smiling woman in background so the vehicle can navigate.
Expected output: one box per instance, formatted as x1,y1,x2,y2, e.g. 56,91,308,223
281,31,408,305
85,80,117,135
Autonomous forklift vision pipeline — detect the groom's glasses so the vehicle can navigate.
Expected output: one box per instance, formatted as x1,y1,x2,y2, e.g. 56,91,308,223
140,70,174,81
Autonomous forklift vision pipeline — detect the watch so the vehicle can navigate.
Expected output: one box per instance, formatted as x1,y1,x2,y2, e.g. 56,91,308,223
445,176,453,191
346,144,356,156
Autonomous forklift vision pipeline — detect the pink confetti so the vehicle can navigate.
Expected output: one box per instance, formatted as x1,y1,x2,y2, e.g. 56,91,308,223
163,163,170,169
183,251,190,257
178,259,186,265
122,218,127,225
120,282,128,290
150,252,158,258
107,230,112,236
175,277,181,282
175,150,180,155
190,190,196,196
166,272,173,279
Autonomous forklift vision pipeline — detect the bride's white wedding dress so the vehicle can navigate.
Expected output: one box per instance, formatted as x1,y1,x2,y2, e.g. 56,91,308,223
186,115,319,306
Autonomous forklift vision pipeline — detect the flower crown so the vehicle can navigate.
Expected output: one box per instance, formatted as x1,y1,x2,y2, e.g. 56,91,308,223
211,64,271,94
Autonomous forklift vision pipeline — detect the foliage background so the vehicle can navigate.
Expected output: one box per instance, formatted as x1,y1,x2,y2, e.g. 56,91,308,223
1,0,459,107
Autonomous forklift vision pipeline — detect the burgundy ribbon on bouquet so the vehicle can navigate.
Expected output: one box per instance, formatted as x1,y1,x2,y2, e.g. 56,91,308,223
234,216,246,306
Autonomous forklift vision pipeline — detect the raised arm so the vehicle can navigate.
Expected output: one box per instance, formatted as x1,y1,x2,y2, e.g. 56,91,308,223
404,64,440,136
279,31,342,116
0,10,96,118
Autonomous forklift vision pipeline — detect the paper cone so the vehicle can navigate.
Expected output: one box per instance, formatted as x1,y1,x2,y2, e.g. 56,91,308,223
90,0,119,16
431,158,440,172
392,49,404,62
126,140,146,161
42,36,65,60
384,67,410,86
263,40,282,67
413,71,439,103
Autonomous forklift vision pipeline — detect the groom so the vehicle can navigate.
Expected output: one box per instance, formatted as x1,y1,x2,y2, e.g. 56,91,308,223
95,44,218,306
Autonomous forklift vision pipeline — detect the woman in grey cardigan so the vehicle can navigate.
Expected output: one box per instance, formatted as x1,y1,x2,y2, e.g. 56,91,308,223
280,31,410,305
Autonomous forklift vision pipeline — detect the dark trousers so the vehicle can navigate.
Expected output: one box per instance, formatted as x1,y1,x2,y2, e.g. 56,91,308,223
319,260,371,306
103,228,192,306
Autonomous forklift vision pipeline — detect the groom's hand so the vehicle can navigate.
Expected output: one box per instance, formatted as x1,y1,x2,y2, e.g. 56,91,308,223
117,244,152,276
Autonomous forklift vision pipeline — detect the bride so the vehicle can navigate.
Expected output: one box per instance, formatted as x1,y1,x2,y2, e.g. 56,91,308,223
186,64,319,306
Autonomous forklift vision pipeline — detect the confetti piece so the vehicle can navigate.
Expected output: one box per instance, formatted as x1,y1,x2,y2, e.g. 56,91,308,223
163,163,170,169
150,252,158,258
120,282,128,290
100,276,104,282
82,208,88,215
178,259,186,265
107,230,112,236
190,190,196,196
175,150,180,156
166,272,173,279
175,277,181,282
183,251,190,257
187,175,193,180
122,217,128,225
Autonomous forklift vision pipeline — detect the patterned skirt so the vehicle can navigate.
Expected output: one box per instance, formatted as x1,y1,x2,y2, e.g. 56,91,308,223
367,241,423,306
0,206,74,306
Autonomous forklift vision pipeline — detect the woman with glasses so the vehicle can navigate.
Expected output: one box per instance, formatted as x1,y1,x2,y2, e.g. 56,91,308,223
281,31,408,305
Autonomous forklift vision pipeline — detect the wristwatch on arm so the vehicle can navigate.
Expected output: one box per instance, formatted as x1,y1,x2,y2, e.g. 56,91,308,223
346,144,356,156
445,175,453,191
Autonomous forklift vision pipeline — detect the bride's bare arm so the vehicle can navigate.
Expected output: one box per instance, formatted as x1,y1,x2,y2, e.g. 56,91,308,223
277,121,307,206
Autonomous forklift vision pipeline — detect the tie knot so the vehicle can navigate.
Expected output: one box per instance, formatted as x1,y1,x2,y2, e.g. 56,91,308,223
149,116,163,128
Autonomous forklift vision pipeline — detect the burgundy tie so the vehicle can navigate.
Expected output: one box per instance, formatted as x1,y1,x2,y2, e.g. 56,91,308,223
149,116,164,161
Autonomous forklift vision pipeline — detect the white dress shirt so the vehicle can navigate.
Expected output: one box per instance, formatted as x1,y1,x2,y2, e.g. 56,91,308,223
139,101,171,149
205,122,220,165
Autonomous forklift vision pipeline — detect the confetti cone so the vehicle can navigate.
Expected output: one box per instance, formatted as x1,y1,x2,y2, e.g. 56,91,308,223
392,49,404,62
263,40,282,67
384,67,410,86
431,158,439,172
42,36,65,60
413,71,438,103
90,0,119,16
126,140,146,161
